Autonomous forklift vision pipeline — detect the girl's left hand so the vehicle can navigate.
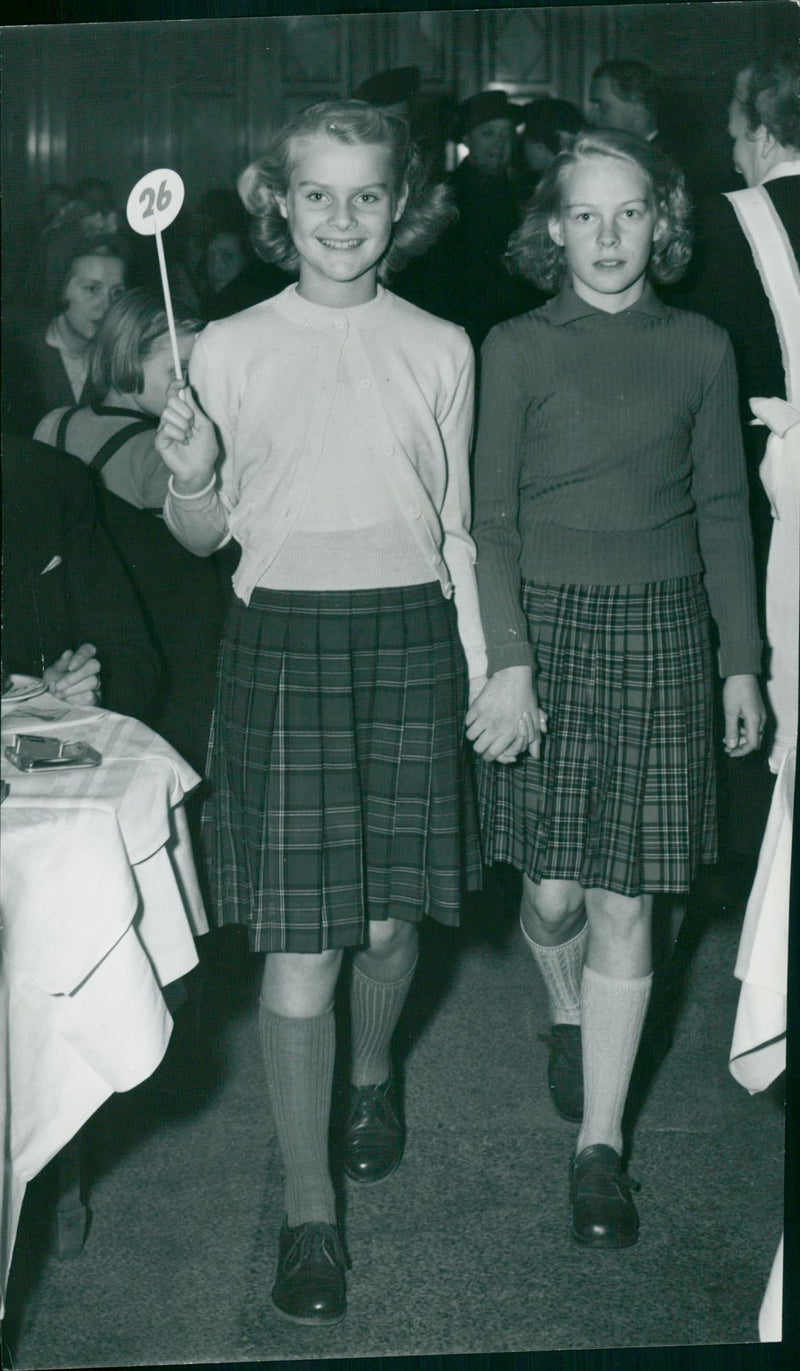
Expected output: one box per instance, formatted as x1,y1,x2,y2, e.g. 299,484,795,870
722,674,767,757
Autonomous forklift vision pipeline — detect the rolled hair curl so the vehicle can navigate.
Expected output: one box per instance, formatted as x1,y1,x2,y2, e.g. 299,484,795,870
506,128,692,293
738,52,799,151
238,99,457,280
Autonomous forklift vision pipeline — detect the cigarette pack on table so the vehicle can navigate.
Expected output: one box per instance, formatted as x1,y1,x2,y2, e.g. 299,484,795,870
4,734,102,772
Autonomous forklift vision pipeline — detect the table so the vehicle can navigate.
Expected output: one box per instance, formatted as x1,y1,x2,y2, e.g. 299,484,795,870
0,690,209,1317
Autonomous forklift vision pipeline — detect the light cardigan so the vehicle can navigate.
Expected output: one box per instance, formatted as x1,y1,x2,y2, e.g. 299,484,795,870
164,284,487,679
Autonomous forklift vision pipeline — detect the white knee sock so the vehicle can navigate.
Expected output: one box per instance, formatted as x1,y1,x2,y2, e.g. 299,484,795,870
519,918,588,1026
576,965,652,1156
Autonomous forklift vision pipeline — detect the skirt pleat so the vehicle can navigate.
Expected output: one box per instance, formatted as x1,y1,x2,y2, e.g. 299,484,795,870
202,582,480,952
478,576,716,896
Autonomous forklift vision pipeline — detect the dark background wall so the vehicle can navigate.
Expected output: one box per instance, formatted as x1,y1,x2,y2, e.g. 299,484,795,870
1,4,795,281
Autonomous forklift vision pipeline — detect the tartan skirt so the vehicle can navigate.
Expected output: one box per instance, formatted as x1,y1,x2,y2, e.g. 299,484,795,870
201,581,481,952
478,576,717,896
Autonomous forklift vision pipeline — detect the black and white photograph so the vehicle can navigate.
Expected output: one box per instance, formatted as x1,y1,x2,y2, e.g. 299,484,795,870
1,2,797,1368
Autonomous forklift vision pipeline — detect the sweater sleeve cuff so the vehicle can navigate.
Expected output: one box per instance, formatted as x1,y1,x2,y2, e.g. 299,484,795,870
718,638,764,679
487,641,536,675
167,473,217,504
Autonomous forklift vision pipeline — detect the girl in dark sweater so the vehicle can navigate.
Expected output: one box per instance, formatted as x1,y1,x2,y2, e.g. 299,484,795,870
468,129,765,1248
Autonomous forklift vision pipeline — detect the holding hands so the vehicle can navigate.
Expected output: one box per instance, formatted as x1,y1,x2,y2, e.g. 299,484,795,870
44,643,101,707
155,380,219,494
467,665,547,764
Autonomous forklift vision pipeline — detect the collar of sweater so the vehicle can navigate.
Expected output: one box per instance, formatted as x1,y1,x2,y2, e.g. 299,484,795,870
271,281,392,331
546,281,667,326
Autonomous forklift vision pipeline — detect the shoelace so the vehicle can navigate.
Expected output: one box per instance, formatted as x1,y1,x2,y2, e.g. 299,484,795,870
348,1084,398,1130
538,1031,583,1076
574,1158,641,1197
285,1224,345,1272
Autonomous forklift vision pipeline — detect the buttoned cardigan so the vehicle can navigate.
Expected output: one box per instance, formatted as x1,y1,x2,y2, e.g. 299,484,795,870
164,283,487,679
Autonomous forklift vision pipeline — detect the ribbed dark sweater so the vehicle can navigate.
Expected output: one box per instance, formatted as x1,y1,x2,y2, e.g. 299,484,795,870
472,284,762,679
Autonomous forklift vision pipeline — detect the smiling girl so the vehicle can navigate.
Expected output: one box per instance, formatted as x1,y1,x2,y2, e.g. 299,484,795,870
155,101,484,1324
468,129,765,1248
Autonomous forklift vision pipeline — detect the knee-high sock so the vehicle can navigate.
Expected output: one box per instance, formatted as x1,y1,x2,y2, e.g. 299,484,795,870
349,959,417,1087
520,918,587,1026
258,1003,336,1227
576,966,652,1156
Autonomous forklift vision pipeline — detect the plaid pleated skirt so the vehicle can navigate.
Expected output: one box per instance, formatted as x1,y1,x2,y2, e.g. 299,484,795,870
478,576,717,896
201,581,481,952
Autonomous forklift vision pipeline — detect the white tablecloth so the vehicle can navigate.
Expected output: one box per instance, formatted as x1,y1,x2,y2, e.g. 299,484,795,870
0,693,209,1314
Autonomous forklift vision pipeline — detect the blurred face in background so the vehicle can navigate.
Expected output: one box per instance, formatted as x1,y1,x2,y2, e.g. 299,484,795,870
206,230,246,293
523,138,556,175
589,76,647,136
465,118,513,176
136,331,197,416
62,253,125,340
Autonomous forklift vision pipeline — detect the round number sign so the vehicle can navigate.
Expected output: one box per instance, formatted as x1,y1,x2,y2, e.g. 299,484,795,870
126,168,185,236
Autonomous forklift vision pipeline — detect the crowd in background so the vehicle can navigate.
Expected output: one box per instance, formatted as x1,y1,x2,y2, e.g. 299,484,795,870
1,45,796,1339
2,49,796,899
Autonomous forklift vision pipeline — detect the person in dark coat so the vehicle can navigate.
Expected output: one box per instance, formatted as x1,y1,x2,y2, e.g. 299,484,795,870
2,231,127,437
682,51,799,882
2,436,161,721
687,53,799,574
352,65,420,120
395,90,532,350
517,96,586,202
443,90,527,349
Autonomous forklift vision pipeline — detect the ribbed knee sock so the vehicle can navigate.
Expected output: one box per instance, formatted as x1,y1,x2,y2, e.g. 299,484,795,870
576,966,652,1156
349,958,417,1087
520,918,588,1026
258,1003,336,1227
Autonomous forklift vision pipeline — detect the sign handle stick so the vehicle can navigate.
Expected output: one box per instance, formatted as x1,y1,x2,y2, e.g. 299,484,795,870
154,221,183,386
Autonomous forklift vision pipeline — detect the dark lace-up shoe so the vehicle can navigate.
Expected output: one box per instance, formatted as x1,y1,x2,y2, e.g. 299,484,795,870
342,1077,403,1182
540,1024,584,1122
271,1219,347,1325
569,1144,640,1248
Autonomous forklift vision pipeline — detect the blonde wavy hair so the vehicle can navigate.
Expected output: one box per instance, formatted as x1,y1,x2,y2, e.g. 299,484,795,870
238,99,457,280
507,128,692,293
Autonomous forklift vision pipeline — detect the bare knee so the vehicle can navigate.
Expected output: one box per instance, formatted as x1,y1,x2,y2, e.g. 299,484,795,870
584,889,653,977
358,917,418,969
261,948,343,1017
585,889,652,940
520,876,585,943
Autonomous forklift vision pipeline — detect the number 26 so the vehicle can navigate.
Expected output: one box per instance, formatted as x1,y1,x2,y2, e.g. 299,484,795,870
139,180,172,218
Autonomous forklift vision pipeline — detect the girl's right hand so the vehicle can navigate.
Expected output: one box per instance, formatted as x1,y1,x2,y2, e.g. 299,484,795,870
155,380,219,494
466,665,544,763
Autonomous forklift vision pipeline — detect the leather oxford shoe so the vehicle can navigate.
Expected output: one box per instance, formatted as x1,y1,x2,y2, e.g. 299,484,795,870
342,1077,403,1182
541,1024,584,1122
271,1219,347,1325
570,1144,640,1248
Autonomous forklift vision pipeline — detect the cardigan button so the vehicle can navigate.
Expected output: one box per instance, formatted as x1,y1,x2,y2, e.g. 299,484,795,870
384,446,395,456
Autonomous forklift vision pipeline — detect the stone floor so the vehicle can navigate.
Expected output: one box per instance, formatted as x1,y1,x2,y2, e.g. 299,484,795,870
2,866,787,1367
